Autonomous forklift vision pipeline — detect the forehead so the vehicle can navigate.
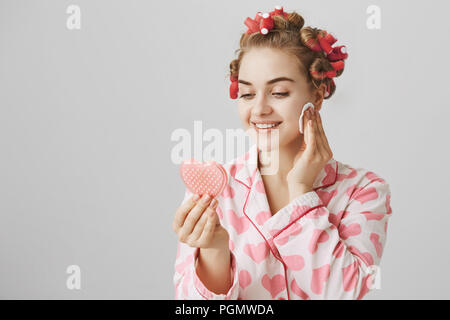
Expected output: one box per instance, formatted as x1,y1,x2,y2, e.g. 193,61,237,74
239,47,302,83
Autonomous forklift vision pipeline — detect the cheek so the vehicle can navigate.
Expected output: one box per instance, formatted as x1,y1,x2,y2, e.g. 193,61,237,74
279,107,302,136
281,120,299,137
237,104,250,122
278,105,301,124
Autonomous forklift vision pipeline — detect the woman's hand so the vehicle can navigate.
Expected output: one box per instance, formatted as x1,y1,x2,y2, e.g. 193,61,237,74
287,108,334,199
172,194,229,251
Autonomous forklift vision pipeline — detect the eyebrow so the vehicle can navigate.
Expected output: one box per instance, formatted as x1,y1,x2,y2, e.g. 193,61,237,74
238,77,295,86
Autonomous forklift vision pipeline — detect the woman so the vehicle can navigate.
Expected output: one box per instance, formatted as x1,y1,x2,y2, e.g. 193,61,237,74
172,6,392,300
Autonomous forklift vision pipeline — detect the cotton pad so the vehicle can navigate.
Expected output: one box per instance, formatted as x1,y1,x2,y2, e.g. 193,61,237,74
299,102,315,134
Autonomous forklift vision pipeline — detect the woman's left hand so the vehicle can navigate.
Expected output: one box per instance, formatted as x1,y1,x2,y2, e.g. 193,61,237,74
286,108,334,198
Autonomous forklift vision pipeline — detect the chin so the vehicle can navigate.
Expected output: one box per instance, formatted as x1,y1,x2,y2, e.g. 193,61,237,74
256,137,281,152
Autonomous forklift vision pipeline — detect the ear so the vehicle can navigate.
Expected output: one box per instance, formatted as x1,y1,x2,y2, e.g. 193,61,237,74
312,82,327,112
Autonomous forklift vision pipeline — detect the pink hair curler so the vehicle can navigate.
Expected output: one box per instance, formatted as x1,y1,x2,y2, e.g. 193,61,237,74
298,102,315,134
179,159,229,198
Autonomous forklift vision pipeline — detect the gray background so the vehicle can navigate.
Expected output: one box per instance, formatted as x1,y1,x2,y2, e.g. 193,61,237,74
0,0,448,299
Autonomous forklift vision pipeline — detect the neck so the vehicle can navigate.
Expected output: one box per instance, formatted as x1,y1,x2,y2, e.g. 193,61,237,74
258,138,303,182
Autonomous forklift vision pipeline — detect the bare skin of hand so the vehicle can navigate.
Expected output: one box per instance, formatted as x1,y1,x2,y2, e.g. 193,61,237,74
172,194,232,294
173,194,229,249
287,108,334,200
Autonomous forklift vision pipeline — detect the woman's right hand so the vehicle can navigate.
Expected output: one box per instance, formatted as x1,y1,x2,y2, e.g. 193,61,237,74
172,194,230,250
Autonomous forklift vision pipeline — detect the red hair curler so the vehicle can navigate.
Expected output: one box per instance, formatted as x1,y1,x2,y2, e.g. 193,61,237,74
330,60,345,71
310,60,344,80
233,6,348,100
317,33,334,55
323,32,337,46
305,37,322,52
270,5,289,19
244,12,263,34
305,31,339,55
327,45,348,61
229,75,239,99
310,69,337,80
244,17,259,34
260,13,274,35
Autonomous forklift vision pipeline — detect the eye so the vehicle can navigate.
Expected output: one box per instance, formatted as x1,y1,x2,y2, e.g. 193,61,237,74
239,94,254,100
273,92,289,98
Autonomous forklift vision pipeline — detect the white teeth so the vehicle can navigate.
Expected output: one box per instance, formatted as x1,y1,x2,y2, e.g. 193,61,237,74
255,123,279,129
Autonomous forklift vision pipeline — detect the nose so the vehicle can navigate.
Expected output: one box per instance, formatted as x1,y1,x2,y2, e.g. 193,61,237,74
251,94,272,117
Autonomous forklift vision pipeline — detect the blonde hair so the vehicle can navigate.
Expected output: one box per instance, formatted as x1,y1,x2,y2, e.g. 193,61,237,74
229,11,345,99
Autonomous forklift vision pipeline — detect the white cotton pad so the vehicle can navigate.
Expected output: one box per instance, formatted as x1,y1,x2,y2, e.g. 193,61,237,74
299,102,315,134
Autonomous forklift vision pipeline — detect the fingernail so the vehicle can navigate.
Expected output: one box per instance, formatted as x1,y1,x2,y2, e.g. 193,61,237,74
209,199,217,208
192,194,200,201
202,194,211,203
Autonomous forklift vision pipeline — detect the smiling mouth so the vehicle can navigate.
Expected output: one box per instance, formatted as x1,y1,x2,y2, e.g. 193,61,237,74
251,121,282,130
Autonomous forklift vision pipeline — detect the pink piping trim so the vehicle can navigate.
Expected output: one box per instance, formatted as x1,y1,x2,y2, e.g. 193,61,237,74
271,204,326,239
235,159,339,300
241,178,291,300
